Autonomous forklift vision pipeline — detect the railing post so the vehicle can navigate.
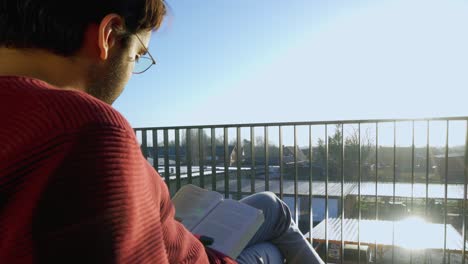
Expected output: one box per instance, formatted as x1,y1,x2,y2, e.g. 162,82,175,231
358,123,361,264
463,120,468,264
410,121,415,264
141,129,148,159
392,121,396,264
425,121,430,264
236,127,242,199
279,126,284,199
187,129,192,184
443,121,449,264
375,122,379,260
250,127,255,194
294,125,298,223
153,130,159,172
175,129,181,191
224,127,229,198
325,124,329,264
309,125,313,243
199,128,205,188
265,126,269,192
164,129,170,189
340,124,344,264
211,128,216,191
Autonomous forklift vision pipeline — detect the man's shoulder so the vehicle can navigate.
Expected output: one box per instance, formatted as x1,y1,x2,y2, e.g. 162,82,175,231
0,76,136,166
53,89,131,131
31,81,133,135
2,76,135,137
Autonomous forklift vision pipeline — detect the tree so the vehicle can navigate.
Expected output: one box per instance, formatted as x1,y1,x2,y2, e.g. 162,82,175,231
315,124,375,181
180,129,212,165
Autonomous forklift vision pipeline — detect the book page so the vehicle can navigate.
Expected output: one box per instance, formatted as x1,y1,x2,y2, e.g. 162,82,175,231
172,184,224,231
191,199,265,259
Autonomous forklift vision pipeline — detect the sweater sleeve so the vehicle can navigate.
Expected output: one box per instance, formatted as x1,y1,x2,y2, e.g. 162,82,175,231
30,124,210,263
158,173,237,264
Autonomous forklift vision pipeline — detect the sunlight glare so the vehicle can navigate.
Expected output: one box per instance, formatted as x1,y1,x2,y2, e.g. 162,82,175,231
397,216,432,250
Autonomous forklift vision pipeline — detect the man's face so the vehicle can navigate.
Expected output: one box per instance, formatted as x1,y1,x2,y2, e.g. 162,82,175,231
86,31,152,105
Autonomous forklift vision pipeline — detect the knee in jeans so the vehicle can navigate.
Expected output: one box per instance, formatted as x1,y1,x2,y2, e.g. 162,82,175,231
250,192,290,215
242,192,291,219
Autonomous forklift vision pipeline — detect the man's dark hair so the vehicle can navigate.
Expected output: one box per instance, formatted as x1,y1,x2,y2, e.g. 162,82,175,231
0,0,166,56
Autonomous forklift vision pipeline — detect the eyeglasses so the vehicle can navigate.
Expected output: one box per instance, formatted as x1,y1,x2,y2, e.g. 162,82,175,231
132,34,156,74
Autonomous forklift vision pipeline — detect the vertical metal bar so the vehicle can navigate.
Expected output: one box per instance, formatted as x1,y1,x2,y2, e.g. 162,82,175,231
309,125,313,243
156,130,160,173
325,124,329,264
341,124,344,264
392,122,396,264
142,129,148,159
425,121,430,264
237,127,242,199
199,128,205,188
358,123,362,264
211,128,217,191
152,130,159,172
264,126,269,191
164,129,170,188
294,125,298,223
375,122,379,258
462,120,468,264
279,126,284,199
187,129,192,184
175,129,181,191
251,127,255,194
410,121,415,264
224,127,229,198
411,121,415,212
426,121,430,218
443,121,449,264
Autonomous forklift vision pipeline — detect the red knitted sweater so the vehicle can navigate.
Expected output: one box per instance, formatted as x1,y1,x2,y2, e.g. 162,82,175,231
0,76,236,264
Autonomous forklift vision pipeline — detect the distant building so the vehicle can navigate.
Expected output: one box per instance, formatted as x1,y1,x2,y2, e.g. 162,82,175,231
283,145,308,164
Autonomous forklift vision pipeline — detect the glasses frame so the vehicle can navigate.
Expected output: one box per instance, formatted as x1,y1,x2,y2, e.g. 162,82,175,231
132,34,156,74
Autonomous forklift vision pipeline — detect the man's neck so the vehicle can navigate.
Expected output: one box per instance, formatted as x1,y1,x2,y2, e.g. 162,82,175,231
0,48,87,92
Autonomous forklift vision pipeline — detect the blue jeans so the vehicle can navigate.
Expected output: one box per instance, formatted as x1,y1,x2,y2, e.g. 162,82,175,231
236,192,324,264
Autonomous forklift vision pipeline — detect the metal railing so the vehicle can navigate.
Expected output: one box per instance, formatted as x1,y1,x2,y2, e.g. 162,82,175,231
135,116,468,264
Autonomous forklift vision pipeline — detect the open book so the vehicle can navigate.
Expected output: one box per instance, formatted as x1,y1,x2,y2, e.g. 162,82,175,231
172,184,265,259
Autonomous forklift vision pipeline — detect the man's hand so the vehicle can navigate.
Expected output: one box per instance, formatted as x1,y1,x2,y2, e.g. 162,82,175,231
192,234,236,264
193,234,214,246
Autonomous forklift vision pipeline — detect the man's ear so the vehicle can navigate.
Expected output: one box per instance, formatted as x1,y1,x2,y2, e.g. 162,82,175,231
98,14,125,60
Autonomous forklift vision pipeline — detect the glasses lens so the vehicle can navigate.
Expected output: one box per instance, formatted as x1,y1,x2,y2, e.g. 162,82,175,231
133,57,153,74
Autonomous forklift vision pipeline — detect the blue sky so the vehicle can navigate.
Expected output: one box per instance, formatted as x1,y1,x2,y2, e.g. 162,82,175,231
114,0,468,129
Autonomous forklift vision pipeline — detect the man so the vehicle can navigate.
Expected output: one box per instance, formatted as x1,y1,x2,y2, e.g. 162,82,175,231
0,0,324,263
